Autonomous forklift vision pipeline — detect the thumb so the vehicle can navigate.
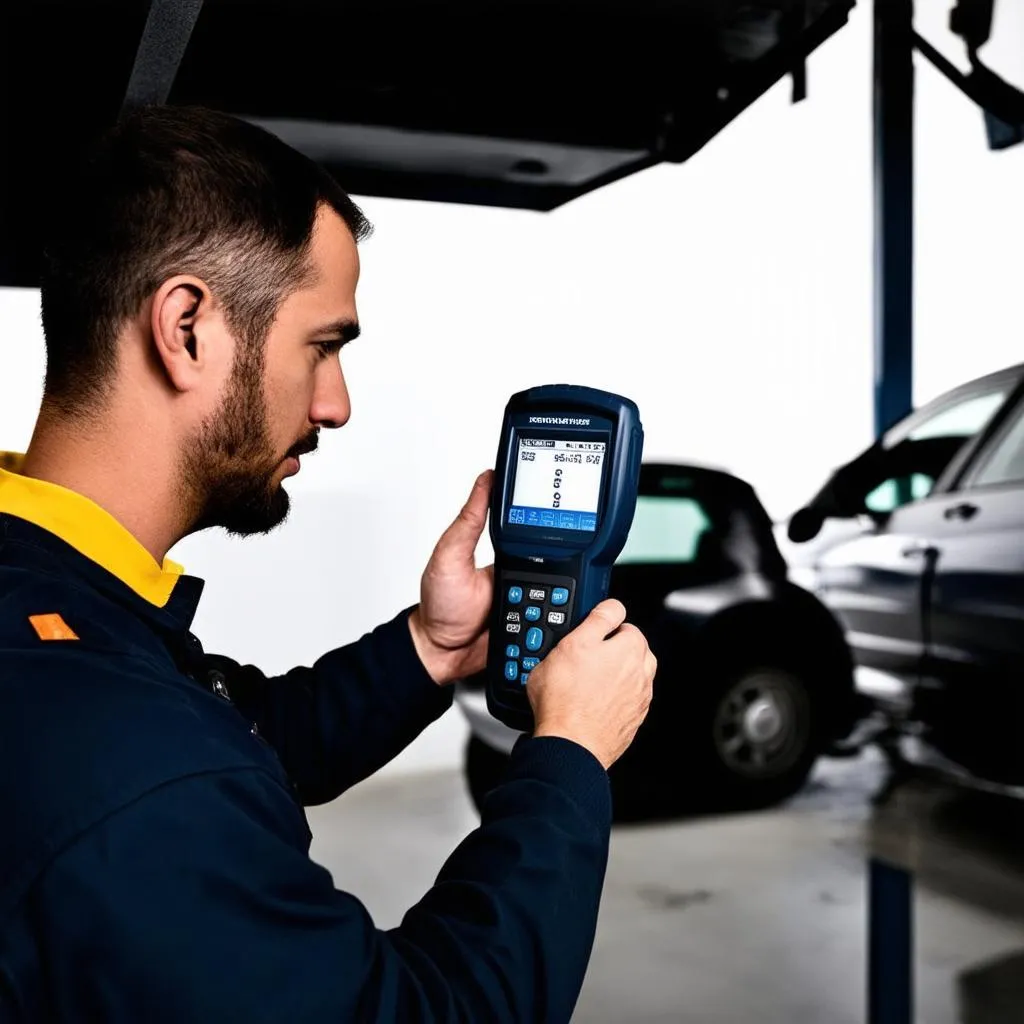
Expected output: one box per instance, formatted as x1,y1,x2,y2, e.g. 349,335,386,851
436,470,493,563
574,598,627,642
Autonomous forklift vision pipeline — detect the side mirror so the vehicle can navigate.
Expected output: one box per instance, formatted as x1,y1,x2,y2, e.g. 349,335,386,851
787,506,826,543
861,506,893,528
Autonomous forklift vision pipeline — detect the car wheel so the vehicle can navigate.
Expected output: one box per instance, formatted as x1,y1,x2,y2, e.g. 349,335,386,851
609,656,823,817
698,661,820,809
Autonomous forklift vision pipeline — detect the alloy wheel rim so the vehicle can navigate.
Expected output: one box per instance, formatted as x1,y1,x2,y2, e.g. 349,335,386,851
712,669,809,780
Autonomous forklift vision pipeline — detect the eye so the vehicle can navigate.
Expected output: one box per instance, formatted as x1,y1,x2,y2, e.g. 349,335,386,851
315,340,340,360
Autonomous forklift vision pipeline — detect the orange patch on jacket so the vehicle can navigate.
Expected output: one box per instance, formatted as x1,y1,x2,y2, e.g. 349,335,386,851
29,614,79,641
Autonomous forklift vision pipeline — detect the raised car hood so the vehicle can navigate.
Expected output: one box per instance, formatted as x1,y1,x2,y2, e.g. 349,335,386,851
2,0,855,286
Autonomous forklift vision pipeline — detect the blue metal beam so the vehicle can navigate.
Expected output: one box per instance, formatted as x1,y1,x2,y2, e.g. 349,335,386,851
873,0,915,437
868,857,914,1024
868,4,915,1022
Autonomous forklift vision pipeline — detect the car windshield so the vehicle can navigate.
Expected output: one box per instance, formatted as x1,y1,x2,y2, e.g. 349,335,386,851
858,383,1012,514
615,494,714,565
882,390,1007,449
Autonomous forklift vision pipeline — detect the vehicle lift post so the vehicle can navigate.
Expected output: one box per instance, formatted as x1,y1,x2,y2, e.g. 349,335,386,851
869,0,915,1022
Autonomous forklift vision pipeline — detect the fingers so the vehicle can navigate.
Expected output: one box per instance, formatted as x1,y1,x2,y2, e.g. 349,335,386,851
435,470,493,563
599,620,655,682
608,621,649,662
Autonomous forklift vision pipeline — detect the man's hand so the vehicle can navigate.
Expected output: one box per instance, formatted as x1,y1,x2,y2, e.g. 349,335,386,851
529,599,656,770
409,470,495,686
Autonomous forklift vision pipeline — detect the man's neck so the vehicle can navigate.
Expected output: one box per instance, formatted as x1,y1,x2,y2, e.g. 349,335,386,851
20,407,189,566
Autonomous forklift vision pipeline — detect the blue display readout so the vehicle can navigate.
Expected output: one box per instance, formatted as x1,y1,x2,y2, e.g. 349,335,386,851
507,505,598,532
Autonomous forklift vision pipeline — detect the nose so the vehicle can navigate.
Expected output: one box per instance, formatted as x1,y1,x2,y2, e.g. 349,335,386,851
310,356,351,429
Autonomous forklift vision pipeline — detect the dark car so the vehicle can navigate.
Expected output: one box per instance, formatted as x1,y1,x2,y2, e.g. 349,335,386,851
782,362,1024,788
455,462,861,819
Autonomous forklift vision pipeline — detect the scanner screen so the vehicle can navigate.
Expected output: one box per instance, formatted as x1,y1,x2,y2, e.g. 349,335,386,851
507,438,605,532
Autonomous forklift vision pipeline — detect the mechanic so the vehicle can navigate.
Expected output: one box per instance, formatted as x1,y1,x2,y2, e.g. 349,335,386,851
0,106,656,1023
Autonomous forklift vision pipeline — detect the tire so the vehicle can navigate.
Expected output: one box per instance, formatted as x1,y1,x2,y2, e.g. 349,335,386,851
689,660,823,810
609,657,825,817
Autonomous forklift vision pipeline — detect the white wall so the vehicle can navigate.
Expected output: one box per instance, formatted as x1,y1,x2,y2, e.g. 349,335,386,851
1,2,1021,778
914,0,1024,400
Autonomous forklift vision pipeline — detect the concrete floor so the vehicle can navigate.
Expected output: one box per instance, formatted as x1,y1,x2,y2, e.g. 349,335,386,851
306,750,1024,1023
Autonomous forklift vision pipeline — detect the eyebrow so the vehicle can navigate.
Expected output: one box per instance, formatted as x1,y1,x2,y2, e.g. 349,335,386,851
313,318,361,344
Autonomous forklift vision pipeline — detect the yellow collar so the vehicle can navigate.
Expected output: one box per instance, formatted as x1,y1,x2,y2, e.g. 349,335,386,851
0,452,184,608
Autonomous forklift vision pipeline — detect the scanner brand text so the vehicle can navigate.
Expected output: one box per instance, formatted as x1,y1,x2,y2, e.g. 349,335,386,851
528,416,591,426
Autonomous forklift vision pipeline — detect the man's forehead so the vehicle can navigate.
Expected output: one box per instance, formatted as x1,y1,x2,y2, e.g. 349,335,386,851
314,205,360,253
309,210,359,280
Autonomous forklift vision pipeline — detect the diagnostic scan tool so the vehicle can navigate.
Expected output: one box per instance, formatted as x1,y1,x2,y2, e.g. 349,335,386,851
486,385,644,730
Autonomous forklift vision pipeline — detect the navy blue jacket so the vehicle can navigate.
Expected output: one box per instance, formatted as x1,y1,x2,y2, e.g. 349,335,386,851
0,460,611,1022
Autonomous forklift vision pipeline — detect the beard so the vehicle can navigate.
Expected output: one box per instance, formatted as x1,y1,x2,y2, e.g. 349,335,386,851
183,345,317,537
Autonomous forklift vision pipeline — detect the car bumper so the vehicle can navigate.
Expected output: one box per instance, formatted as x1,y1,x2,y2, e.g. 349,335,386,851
854,666,913,712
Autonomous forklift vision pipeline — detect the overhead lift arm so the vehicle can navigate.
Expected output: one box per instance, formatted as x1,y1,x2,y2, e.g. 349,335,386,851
121,0,205,114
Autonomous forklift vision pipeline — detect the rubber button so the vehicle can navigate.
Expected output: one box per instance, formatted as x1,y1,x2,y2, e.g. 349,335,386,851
525,627,543,652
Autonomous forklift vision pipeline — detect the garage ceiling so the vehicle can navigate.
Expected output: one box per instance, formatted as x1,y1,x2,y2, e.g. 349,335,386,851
1,0,855,287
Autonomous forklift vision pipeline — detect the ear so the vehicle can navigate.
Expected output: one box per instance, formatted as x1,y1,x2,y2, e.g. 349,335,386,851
149,276,216,393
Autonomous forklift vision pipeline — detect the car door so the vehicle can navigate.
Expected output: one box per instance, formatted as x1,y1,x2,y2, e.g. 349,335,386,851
923,394,1024,697
609,469,724,647
812,377,1017,680
815,500,935,677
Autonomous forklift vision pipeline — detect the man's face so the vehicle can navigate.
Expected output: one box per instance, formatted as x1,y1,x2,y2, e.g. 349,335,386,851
187,206,360,536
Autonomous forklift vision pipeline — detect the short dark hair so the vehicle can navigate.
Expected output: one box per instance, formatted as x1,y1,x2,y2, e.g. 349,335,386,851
38,105,372,413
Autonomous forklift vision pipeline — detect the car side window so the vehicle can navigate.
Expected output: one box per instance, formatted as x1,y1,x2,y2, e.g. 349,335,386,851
864,388,1009,513
864,473,934,514
615,495,713,565
966,401,1024,489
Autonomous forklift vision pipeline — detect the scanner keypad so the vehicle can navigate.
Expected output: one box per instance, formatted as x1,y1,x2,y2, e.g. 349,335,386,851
500,576,575,686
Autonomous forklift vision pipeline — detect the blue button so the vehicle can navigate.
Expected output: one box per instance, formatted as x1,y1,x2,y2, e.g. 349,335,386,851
522,657,539,671
551,587,569,606
505,644,520,658
525,605,541,622
504,660,519,682
520,672,531,686
507,586,523,604
525,627,543,652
